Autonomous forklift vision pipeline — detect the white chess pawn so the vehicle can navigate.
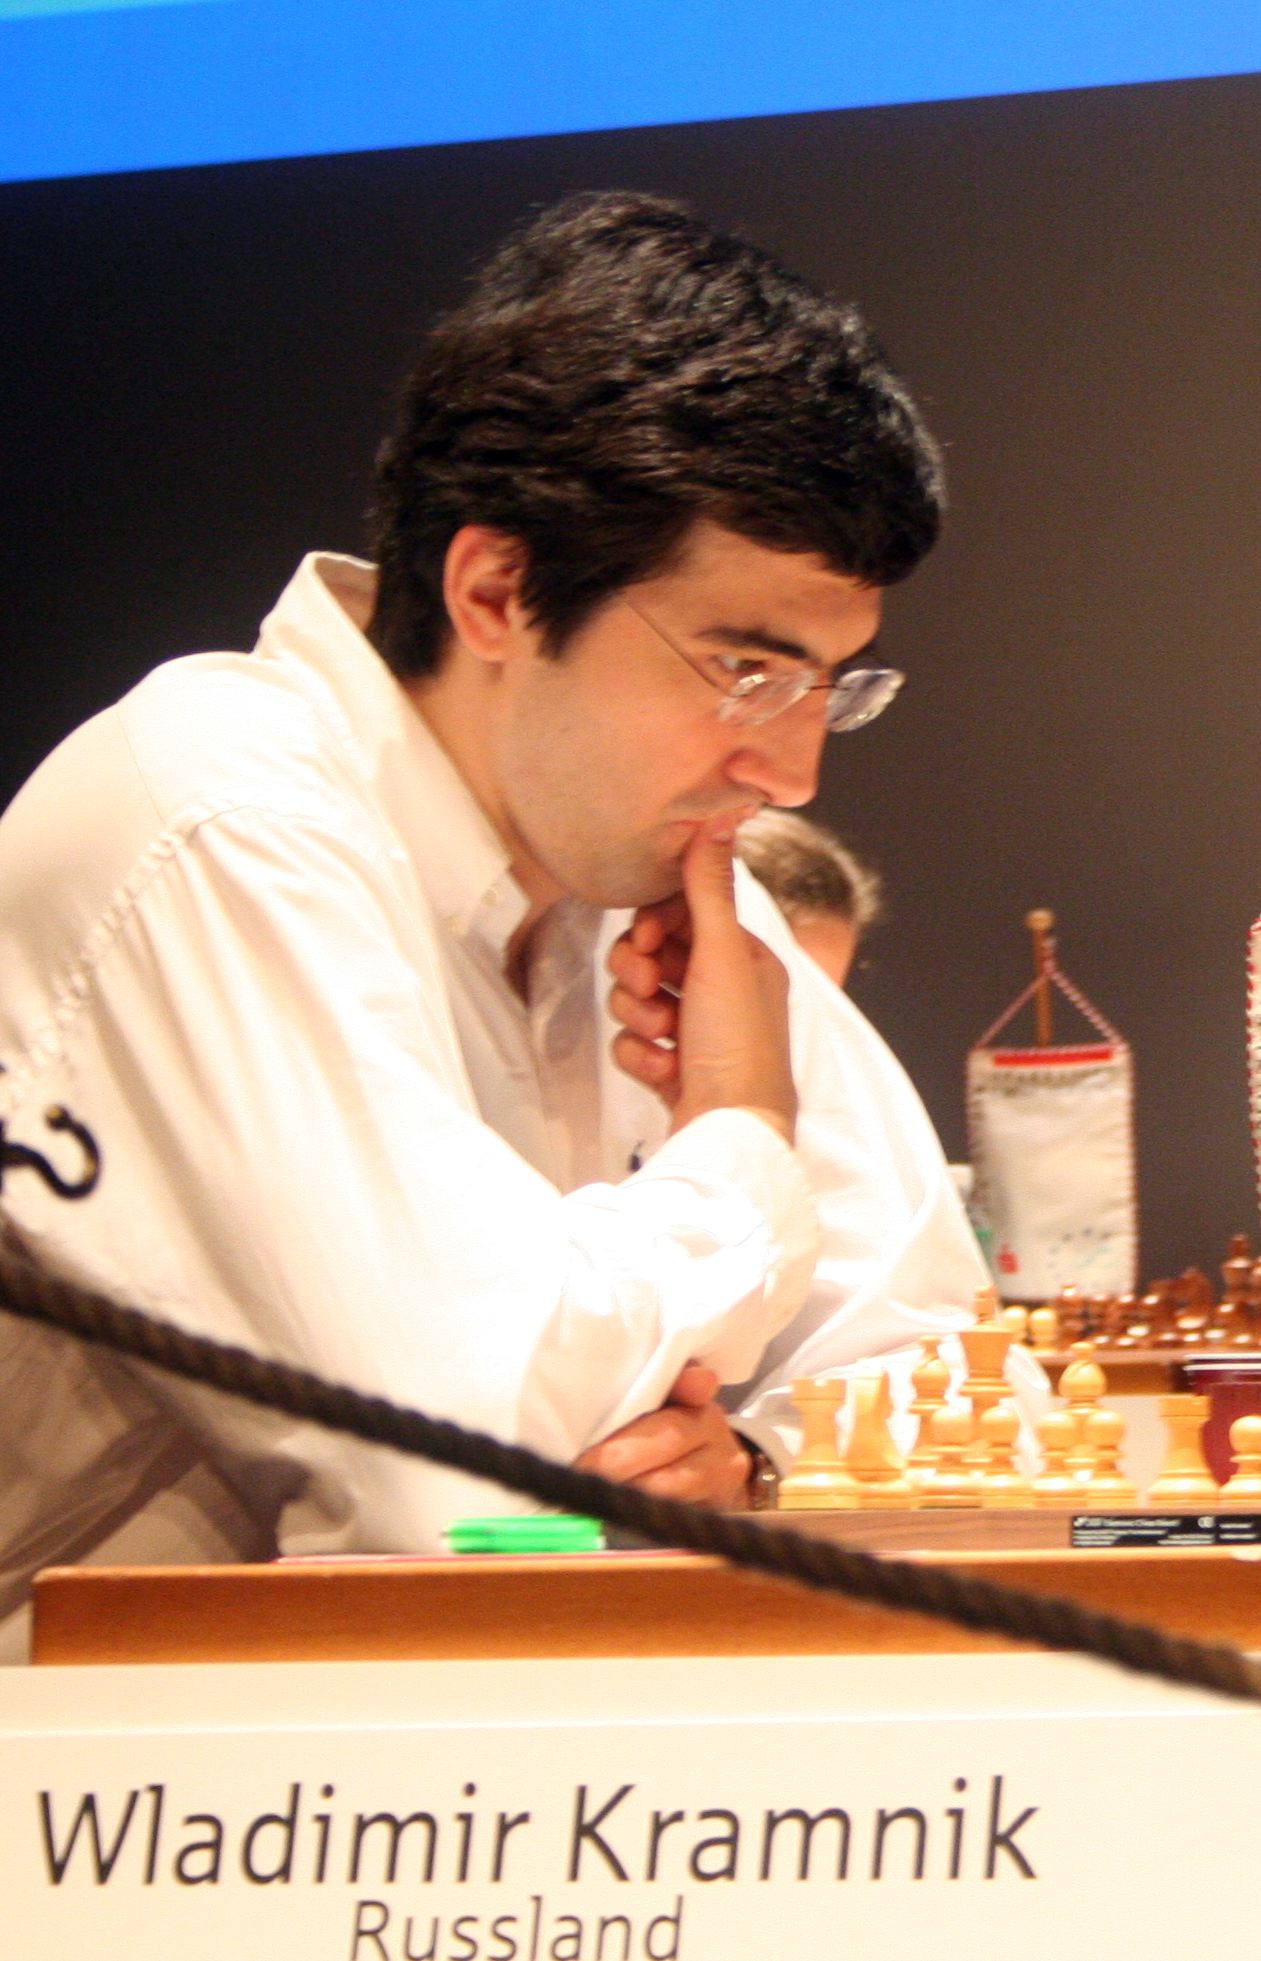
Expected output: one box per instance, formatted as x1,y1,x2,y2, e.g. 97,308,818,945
1001,1305,1030,1344
918,1406,981,1508
1059,1341,1108,1477
1080,1408,1137,1507
959,1318,1014,1470
1219,1415,1261,1504
907,1339,951,1490
1028,1305,1060,1356
1032,1411,1080,1509
977,1402,1033,1509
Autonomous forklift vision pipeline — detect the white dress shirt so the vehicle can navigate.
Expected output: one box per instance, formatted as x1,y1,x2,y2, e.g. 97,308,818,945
0,554,989,1659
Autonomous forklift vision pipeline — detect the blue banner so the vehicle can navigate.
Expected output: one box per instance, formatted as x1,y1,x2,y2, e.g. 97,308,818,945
3,0,1260,183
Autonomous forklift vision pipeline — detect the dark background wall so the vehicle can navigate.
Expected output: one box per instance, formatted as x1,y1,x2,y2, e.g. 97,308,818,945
3,74,1259,1279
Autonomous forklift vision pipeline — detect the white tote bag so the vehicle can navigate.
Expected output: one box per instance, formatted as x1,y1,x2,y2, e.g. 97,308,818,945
967,956,1137,1301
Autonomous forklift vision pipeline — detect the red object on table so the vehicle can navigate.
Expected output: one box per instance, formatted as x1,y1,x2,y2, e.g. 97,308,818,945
1182,1356,1261,1485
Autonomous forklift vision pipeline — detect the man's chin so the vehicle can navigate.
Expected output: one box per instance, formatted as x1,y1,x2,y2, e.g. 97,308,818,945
572,855,684,912
630,869,686,908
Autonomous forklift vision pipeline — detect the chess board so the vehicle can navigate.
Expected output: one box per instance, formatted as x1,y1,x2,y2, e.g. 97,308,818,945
778,1253,1261,1516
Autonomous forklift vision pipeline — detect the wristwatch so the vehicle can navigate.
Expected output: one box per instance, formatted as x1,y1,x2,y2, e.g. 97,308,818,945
740,1438,781,1511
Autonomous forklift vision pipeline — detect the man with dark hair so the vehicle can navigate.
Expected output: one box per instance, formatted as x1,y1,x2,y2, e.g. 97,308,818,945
0,193,985,1655
369,191,939,680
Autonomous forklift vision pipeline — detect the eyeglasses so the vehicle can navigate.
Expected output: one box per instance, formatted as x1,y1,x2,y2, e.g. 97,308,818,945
622,599,905,734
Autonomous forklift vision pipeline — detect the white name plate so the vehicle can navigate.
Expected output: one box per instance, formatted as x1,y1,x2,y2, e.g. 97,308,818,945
2,1652,1257,1959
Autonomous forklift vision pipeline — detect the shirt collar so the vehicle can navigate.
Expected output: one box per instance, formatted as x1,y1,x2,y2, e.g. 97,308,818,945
253,552,529,961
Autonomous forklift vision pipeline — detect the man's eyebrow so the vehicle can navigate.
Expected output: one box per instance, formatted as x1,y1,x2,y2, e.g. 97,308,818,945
695,624,881,669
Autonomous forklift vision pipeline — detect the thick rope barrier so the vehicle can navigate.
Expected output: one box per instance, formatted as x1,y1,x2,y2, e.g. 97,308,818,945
4,1237,1261,1706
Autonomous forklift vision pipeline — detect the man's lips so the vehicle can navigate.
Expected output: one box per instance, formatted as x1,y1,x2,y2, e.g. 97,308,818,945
665,802,763,830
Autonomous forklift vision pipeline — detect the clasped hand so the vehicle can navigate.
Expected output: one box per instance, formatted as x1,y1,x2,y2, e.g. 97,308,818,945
573,1362,753,1507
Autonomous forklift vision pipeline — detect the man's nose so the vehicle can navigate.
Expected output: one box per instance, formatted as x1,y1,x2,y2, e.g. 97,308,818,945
724,699,828,808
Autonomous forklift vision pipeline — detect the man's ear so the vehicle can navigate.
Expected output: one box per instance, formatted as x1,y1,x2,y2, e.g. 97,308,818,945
442,526,530,666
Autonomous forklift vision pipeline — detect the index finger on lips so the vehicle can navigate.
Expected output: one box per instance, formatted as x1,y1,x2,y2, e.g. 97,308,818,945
680,819,743,940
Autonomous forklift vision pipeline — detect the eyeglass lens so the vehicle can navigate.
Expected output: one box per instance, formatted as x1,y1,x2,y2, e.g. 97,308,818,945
718,665,903,732
824,667,904,733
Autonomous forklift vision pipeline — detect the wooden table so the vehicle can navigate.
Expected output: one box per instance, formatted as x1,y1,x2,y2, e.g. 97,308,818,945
31,1509,1261,1664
